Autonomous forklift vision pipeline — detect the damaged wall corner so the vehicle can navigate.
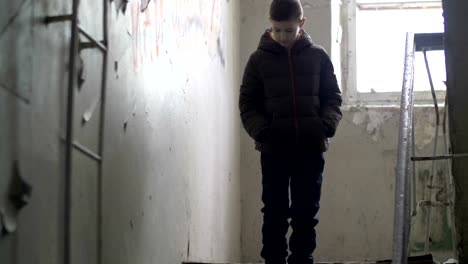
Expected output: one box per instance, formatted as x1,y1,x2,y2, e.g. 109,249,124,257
443,0,468,262
1,161,32,236
110,0,130,14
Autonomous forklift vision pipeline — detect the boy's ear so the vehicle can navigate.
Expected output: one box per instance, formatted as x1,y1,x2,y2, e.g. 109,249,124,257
299,17,306,28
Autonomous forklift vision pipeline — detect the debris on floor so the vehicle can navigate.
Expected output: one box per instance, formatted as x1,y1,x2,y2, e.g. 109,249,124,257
442,258,458,264
376,254,435,263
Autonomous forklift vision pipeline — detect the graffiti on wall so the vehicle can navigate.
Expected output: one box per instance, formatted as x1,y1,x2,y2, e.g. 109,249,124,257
128,0,223,72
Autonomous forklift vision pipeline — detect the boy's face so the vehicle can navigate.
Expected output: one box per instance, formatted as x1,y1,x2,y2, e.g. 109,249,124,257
270,18,306,48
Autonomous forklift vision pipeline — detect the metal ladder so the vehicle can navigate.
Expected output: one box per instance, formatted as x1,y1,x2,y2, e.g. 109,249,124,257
393,32,468,263
45,1,109,263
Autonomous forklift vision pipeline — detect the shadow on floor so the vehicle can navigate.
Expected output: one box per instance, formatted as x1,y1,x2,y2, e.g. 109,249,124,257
183,254,439,264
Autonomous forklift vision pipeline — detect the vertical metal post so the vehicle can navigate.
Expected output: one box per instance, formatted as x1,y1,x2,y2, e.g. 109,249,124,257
64,0,80,263
411,109,417,219
393,32,415,264
97,0,109,263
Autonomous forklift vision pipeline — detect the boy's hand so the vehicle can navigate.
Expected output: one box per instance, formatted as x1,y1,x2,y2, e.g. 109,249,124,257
321,119,333,138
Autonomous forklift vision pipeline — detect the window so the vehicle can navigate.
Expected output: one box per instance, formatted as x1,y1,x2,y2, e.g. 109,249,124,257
345,0,446,104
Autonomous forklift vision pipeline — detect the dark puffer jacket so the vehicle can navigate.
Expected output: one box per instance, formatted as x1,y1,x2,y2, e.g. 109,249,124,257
239,29,342,153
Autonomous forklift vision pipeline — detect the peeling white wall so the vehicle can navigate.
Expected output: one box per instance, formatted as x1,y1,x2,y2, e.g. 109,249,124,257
102,0,241,263
1,0,242,264
240,0,453,262
0,1,70,263
321,107,453,262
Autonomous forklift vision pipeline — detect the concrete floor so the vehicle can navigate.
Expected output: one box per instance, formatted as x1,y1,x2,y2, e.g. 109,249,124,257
183,262,380,264
183,262,381,264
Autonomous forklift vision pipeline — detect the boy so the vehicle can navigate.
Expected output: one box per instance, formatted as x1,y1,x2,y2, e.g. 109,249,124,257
239,0,342,263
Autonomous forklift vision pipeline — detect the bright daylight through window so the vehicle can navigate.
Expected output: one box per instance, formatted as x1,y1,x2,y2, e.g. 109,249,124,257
355,0,445,94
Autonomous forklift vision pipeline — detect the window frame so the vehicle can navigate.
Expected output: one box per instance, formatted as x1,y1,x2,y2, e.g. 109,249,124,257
342,0,446,106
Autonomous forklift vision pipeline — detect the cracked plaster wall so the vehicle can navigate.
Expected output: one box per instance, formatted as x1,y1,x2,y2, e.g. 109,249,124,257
1,1,242,264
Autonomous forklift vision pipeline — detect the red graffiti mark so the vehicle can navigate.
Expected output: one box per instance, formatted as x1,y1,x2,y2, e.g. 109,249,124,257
210,0,217,32
132,1,140,71
154,0,163,58
131,0,165,72
130,0,221,73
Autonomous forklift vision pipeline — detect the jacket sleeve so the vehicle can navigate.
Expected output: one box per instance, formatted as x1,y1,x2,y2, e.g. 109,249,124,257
239,55,269,142
319,50,343,138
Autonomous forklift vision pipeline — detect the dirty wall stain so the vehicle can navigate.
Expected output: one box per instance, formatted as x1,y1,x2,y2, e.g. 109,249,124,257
352,108,394,142
129,0,222,73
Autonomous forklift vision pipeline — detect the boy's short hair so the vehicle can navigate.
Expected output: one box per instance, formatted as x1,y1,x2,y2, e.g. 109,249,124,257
269,0,303,22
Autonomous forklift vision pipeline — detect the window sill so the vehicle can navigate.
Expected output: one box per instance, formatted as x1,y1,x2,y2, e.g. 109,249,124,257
342,90,446,108
342,103,446,111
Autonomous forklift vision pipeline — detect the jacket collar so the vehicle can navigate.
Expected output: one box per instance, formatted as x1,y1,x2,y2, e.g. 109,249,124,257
257,29,314,54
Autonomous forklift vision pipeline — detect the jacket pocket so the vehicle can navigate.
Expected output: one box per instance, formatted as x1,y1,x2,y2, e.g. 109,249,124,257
297,116,326,148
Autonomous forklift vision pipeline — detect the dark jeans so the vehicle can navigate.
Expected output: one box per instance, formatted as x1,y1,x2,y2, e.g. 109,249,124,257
260,151,324,264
